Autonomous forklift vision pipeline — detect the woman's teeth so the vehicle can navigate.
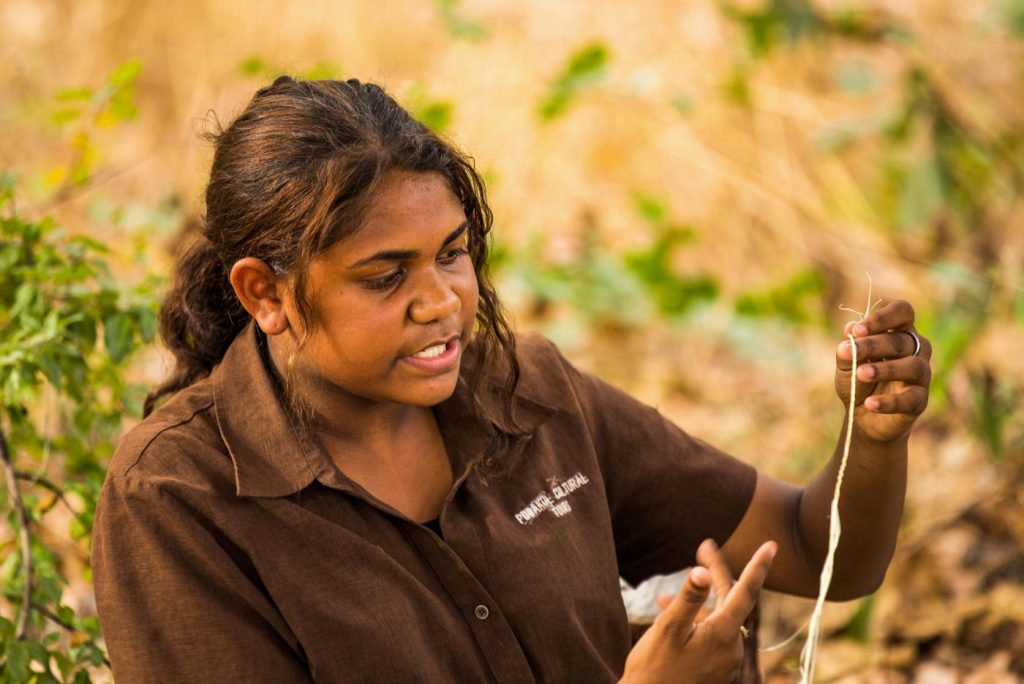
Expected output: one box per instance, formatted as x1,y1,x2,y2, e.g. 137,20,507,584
412,343,447,359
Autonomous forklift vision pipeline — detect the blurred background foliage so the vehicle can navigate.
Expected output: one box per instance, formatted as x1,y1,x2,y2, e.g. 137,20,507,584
0,0,1022,681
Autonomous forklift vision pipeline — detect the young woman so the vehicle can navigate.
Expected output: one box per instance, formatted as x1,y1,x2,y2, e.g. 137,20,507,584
92,77,932,683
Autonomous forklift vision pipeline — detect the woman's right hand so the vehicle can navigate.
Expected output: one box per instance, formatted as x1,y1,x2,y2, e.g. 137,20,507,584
621,538,777,683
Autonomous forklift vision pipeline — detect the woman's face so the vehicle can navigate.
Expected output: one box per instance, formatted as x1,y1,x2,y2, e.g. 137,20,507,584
281,170,479,410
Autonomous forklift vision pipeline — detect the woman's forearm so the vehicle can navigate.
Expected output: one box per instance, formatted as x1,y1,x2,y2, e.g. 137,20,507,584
796,418,908,600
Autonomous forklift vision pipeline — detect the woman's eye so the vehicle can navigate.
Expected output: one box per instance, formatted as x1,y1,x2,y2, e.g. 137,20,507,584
364,270,404,291
438,246,469,265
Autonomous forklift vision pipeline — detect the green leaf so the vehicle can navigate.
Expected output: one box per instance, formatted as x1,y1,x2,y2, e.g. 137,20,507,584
239,55,269,76
51,108,82,126
106,93,139,123
25,639,51,669
1005,0,1024,35
67,235,110,255
734,268,826,325
722,66,752,107
633,193,668,224
69,516,88,541
102,312,135,363
135,307,158,344
0,615,13,639
56,605,74,626
52,651,74,679
56,88,94,103
107,59,143,88
64,313,98,351
300,62,343,80
415,101,452,133
4,640,31,681
9,283,41,322
38,351,63,387
538,42,609,121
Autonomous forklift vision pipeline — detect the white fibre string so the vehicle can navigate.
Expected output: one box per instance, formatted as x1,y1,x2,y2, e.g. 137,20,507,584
799,275,878,683
797,331,856,683
759,275,878,684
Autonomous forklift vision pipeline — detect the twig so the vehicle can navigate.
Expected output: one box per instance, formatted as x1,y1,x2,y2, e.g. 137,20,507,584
30,602,113,668
31,601,74,632
0,425,34,640
14,471,80,516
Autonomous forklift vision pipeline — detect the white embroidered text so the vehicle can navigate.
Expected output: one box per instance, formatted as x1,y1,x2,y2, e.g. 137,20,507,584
514,472,590,524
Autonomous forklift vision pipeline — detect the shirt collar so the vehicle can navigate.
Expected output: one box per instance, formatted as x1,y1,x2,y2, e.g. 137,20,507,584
212,322,556,499
212,323,325,498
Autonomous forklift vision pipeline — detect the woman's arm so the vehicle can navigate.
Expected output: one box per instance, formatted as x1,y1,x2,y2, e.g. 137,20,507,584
720,299,931,600
93,476,314,682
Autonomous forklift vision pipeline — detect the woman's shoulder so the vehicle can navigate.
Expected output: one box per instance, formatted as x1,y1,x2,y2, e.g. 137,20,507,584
506,331,585,412
106,376,233,494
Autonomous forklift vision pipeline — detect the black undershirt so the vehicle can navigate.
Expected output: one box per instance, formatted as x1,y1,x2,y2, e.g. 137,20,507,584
422,518,443,538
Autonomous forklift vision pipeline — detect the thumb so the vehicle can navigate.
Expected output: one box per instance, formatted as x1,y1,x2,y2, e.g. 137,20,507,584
658,567,711,635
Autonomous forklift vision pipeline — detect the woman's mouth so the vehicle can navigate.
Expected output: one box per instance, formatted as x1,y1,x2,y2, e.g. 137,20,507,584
402,337,461,373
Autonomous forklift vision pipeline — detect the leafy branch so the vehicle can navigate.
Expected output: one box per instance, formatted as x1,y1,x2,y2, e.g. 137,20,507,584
0,429,32,641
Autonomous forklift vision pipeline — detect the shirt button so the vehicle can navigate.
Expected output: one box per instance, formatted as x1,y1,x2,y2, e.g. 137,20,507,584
474,604,490,620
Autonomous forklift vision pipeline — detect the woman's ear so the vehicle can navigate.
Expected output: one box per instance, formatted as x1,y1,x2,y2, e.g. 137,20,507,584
229,257,291,336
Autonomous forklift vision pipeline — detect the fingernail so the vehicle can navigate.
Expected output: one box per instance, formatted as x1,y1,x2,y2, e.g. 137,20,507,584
843,322,854,335
854,324,869,336
858,365,876,380
767,541,778,559
838,341,850,356
865,397,879,411
690,566,710,587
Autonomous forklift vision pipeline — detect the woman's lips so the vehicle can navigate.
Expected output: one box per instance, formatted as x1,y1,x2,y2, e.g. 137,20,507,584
401,337,461,373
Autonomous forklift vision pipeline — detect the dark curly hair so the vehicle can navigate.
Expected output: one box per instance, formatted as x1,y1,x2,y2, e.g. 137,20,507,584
146,76,521,446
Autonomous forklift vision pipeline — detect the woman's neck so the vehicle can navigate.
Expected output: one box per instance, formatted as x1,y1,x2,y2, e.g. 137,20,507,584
263,326,432,455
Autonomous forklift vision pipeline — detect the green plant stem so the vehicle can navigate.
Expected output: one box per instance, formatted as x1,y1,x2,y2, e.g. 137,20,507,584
0,426,33,640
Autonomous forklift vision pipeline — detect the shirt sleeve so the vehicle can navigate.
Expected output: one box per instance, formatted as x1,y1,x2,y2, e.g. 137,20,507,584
552,346,758,586
92,475,313,683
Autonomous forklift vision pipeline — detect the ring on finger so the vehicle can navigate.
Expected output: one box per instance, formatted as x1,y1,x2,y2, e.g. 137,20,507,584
905,330,922,357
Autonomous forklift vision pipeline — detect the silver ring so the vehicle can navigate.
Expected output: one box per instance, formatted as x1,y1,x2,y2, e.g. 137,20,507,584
906,330,922,357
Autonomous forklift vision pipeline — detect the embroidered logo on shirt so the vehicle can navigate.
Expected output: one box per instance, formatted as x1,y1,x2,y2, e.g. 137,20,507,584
514,471,591,525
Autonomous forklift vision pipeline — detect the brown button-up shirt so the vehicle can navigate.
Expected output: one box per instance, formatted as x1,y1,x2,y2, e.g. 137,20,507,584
93,324,757,682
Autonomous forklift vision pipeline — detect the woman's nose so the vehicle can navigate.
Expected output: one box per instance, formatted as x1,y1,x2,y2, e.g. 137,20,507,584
408,270,460,324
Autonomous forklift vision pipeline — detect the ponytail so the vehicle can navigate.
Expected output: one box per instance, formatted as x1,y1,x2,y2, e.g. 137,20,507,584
143,232,249,416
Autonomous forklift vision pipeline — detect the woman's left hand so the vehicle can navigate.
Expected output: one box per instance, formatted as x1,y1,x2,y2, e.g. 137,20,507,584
835,299,932,443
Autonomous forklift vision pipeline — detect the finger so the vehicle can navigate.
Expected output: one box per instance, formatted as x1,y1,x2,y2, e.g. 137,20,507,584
850,300,915,337
837,330,919,365
657,594,713,623
695,539,733,610
657,566,711,638
718,541,777,628
856,355,931,386
863,386,929,414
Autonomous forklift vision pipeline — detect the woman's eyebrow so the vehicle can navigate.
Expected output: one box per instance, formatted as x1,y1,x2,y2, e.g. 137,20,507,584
346,221,469,269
